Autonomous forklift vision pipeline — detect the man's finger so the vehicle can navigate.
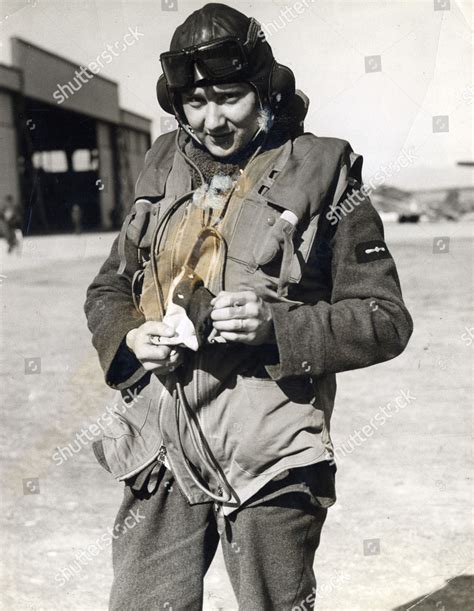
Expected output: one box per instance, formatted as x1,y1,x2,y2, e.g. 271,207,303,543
219,331,247,343
136,345,172,361
210,305,247,321
141,320,176,337
211,290,257,309
149,336,182,346
168,350,183,365
142,361,168,372
212,319,248,332
210,293,240,310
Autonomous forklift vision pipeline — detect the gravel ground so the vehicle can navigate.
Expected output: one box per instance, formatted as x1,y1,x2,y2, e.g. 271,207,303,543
0,221,472,610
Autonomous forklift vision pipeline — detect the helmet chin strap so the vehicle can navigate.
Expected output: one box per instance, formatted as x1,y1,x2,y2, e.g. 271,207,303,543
181,122,203,145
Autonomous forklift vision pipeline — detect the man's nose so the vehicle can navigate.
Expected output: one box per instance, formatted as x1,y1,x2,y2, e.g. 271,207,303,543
204,103,226,132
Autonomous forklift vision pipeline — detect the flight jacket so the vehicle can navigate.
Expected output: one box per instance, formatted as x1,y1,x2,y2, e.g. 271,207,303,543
84,129,413,514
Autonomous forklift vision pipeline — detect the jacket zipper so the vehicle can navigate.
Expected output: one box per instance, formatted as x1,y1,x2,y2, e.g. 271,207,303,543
157,379,190,498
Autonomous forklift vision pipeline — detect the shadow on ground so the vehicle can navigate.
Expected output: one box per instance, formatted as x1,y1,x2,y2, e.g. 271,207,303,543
392,575,474,610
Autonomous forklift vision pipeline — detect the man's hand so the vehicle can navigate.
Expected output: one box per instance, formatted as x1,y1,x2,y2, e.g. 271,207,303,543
210,290,274,346
126,321,184,373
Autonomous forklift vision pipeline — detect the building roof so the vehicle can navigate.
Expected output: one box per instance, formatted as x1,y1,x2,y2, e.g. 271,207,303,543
0,37,151,132
0,63,22,93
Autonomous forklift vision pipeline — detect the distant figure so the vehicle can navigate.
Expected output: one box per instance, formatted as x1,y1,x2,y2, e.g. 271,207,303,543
0,195,22,253
444,189,460,220
71,204,82,234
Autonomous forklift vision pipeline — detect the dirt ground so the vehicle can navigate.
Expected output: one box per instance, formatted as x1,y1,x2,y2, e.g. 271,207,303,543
0,221,472,610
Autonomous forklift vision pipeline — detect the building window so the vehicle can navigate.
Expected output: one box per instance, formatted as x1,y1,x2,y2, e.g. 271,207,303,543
32,150,68,172
72,149,99,171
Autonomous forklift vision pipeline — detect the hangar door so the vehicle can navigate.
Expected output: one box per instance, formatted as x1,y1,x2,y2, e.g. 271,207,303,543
21,98,102,233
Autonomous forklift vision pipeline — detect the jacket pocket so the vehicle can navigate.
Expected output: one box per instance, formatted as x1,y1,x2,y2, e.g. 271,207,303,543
100,377,170,481
102,375,157,440
231,376,324,476
102,399,153,440
92,439,111,473
226,198,320,284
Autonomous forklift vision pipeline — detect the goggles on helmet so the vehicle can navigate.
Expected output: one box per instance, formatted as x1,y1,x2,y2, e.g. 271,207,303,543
160,37,250,89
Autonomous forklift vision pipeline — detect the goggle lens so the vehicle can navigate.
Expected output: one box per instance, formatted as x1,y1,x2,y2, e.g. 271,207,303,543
161,39,248,89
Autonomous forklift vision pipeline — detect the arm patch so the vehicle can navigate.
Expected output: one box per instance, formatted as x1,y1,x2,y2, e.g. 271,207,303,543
355,240,391,263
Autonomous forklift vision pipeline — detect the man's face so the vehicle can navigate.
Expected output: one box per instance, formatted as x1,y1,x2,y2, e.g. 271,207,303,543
181,83,260,158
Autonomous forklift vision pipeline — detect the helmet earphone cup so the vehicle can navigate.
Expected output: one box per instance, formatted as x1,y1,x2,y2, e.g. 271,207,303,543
156,73,174,114
267,62,295,113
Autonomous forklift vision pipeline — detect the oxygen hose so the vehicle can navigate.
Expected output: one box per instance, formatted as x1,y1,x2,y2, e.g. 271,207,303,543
175,128,206,187
146,133,236,503
173,374,237,504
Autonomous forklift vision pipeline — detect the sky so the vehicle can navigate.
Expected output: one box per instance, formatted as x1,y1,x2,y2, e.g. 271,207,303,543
0,0,473,190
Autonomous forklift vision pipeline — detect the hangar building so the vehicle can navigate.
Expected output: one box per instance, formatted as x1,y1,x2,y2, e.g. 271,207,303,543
0,37,151,233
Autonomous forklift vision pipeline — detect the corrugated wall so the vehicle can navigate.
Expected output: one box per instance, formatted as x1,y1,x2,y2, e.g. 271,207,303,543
117,127,151,220
0,91,20,208
96,121,117,230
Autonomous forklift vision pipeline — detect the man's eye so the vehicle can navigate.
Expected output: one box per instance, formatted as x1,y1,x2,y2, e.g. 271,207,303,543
222,94,238,103
184,97,204,107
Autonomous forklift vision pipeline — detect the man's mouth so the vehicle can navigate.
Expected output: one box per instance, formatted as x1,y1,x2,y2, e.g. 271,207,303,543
207,132,233,143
